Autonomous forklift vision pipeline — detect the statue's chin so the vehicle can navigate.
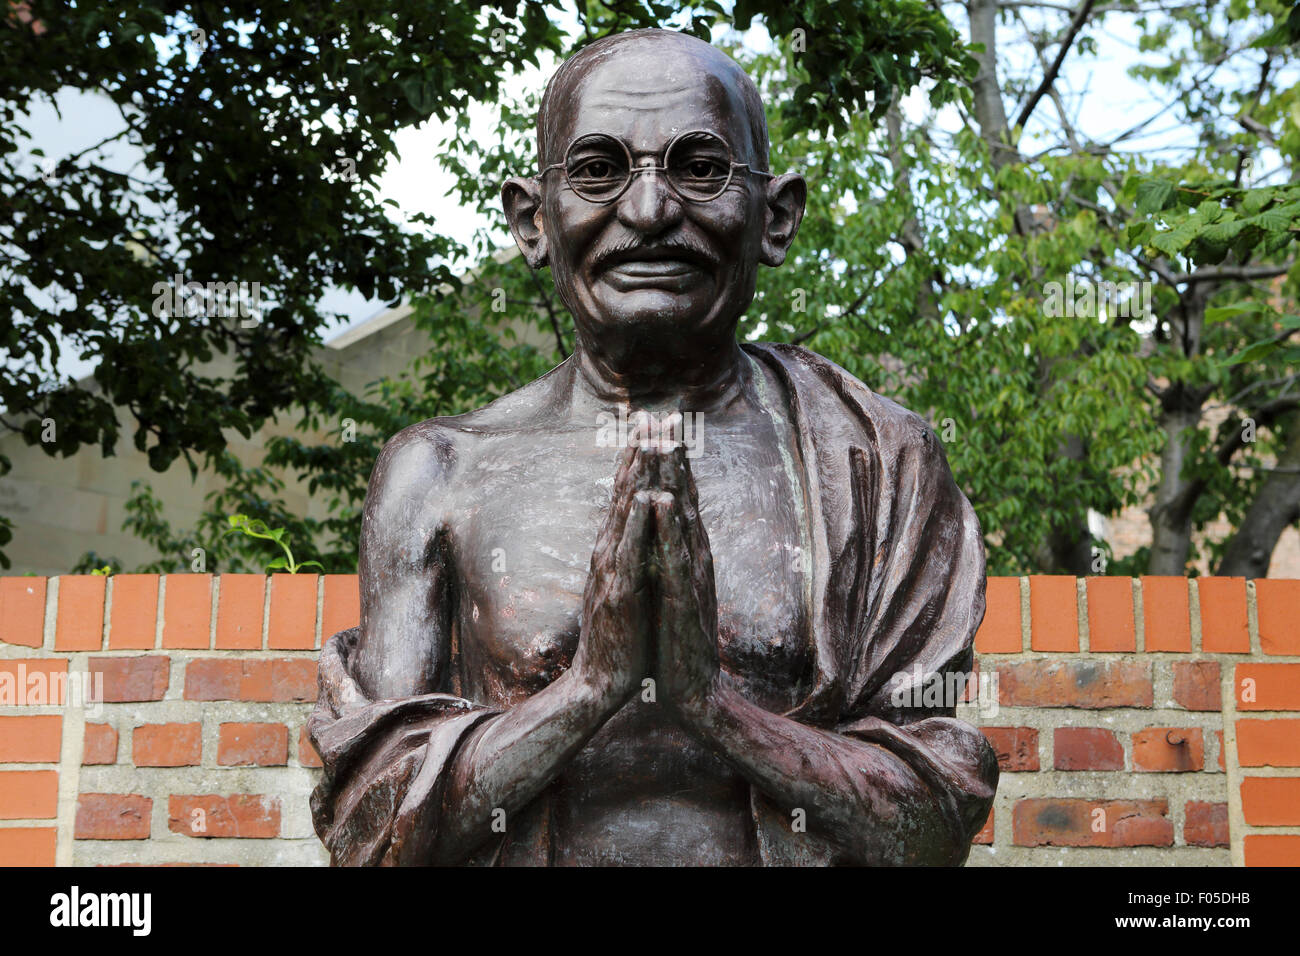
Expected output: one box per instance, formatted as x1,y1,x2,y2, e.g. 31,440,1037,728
589,277,720,331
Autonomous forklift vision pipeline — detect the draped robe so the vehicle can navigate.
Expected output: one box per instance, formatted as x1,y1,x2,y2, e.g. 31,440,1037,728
308,342,999,865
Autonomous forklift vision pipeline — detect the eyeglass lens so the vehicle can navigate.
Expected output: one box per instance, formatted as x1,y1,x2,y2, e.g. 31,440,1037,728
564,131,735,202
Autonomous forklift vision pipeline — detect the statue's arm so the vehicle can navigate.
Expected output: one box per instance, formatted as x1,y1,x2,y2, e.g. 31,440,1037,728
354,425,653,864
682,686,994,864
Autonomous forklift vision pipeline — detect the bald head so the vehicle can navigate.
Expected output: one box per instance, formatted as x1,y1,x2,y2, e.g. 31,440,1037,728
536,29,769,173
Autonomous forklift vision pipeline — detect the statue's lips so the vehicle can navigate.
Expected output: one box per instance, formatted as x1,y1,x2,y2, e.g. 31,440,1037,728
602,258,702,278
600,259,709,294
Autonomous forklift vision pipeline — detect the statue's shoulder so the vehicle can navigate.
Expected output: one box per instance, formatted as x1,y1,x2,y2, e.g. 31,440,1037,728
371,357,574,488
744,342,941,457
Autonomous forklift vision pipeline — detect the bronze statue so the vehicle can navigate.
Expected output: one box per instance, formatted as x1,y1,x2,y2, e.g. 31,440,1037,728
309,28,998,866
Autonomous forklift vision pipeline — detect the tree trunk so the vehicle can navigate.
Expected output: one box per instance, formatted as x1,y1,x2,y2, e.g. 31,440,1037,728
1217,420,1300,577
967,0,1015,169
1147,402,1201,574
968,0,1095,571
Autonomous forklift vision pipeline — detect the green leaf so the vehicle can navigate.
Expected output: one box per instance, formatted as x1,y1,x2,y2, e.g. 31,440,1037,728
1136,180,1175,215
1224,339,1282,365
1205,302,1263,323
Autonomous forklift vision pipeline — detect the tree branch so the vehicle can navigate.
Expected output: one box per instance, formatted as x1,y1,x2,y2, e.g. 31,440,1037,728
1172,262,1295,285
1013,0,1098,134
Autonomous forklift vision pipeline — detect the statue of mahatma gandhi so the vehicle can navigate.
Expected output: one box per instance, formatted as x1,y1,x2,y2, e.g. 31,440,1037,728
309,28,998,866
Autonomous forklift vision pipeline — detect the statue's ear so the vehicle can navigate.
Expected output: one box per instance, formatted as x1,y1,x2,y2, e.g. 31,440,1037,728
759,172,806,267
502,176,548,269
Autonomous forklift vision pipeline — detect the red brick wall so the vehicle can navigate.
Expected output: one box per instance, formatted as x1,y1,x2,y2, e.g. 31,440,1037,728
0,573,354,866
968,575,1300,866
0,573,1296,866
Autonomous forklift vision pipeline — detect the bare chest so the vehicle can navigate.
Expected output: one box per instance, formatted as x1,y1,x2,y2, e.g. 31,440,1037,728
447,412,814,711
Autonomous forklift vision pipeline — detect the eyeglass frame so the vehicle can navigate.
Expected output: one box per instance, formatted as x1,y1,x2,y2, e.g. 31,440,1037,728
539,128,775,204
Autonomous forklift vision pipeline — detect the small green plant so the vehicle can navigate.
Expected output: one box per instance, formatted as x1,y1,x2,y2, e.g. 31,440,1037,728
89,565,114,576
225,514,323,574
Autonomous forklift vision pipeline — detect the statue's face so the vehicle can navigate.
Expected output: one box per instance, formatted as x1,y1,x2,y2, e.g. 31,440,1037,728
533,46,780,349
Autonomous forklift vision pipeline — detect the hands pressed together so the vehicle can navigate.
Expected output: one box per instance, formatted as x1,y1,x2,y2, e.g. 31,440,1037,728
570,410,721,726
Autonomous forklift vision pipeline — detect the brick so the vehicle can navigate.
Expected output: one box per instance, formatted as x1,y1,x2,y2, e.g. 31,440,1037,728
271,659,317,702
1184,801,1229,848
961,660,980,703
321,574,360,642
980,727,1039,772
215,574,265,650
973,809,993,845
997,660,1153,709
183,658,241,700
1029,575,1078,652
1086,576,1135,652
1141,576,1191,651
1172,660,1220,711
75,793,152,840
107,574,159,649
218,722,288,766
82,723,118,765
132,722,201,767
184,657,316,702
0,715,61,763
1241,777,1300,826
298,726,322,768
1132,727,1204,772
0,577,47,647
168,795,281,838
1013,798,1172,847
1217,730,1225,771
1054,727,1124,770
1244,834,1300,866
88,656,169,702
268,573,318,649
1197,577,1249,653
161,574,213,649
1255,579,1300,655
1235,663,1300,711
54,575,106,651
0,770,58,819
1236,718,1300,767
0,826,56,865
975,577,1020,653
0,659,68,705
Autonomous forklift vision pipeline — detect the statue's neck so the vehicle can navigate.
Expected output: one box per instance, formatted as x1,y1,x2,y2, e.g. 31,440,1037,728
571,334,748,413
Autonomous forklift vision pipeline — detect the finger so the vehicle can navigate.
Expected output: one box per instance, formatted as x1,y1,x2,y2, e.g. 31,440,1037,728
650,491,691,602
595,440,644,574
614,489,654,592
667,472,717,631
649,492,684,659
662,410,682,453
632,408,655,451
657,418,686,496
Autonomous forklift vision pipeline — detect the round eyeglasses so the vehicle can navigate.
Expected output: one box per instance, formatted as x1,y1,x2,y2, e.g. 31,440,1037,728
540,129,773,204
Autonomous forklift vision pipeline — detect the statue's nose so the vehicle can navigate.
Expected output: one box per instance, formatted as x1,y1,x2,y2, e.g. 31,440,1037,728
616,163,683,234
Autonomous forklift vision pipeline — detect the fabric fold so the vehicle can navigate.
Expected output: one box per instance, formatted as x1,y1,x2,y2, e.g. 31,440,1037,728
308,626,500,866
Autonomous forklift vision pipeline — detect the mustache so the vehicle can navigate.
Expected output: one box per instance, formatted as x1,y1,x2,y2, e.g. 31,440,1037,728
592,235,718,271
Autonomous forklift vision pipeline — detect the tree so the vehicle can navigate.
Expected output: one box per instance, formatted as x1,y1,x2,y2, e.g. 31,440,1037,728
3,0,971,572
952,0,1300,574
53,1,1300,578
